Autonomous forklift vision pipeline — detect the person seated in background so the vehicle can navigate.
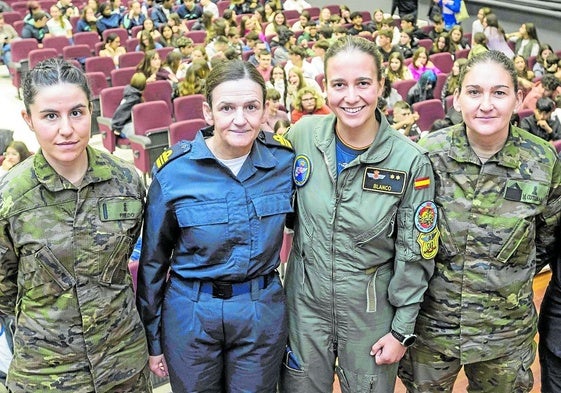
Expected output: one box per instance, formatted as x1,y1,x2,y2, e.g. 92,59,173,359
408,47,441,81
407,69,437,105
514,55,535,96
21,11,51,47
376,28,401,63
533,44,554,79
76,5,98,33
0,141,32,179
177,0,202,21
46,4,73,41
400,13,430,41
346,11,373,38
136,30,163,52
290,86,331,123
122,1,146,34
391,100,422,140
254,48,273,82
430,32,453,56
111,72,146,139
521,73,561,111
261,88,289,132
0,13,19,66
468,32,489,59
99,32,126,66
428,14,446,41
398,30,417,59
273,119,291,135
520,97,561,142
96,2,122,35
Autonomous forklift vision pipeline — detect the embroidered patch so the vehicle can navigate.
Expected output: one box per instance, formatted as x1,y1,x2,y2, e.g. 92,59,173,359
414,176,431,190
293,155,311,187
504,180,548,205
362,167,406,195
99,198,143,221
155,149,173,169
414,201,438,233
417,228,440,259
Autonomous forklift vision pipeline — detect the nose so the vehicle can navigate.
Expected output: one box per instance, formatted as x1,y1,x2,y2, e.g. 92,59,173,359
58,115,74,136
233,107,246,125
479,93,494,111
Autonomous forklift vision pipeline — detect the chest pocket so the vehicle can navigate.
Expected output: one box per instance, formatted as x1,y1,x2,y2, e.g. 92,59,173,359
176,201,230,262
251,192,293,251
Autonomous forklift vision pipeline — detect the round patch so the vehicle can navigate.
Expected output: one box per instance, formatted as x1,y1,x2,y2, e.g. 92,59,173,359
293,155,311,187
414,201,438,233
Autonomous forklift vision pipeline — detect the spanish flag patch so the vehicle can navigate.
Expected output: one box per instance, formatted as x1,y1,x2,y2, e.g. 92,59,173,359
414,177,430,190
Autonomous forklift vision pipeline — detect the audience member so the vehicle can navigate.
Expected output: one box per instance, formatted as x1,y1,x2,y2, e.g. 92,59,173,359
520,97,561,142
506,22,540,59
21,11,51,46
471,6,492,42
392,100,421,140
46,4,73,39
111,72,147,139
449,25,470,52
533,44,554,79
0,141,32,179
406,69,437,105
96,2,122,34
441,58,467,103
290,86,331,123
0,14,19,66
385,51,414,84
468,32,489,59
483,13,514,58
76,5,98,32
262,88,289,132
408,47,441,81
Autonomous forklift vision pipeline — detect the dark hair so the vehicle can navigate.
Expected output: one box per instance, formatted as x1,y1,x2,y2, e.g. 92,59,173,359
204,59,266,108
7,141,32,162
458,50,518,93
324,35,383,81
536,97,555,113
23,58,91,113
523,22,539,42
541,74,561,92
402,13,416,25
105,32,119,44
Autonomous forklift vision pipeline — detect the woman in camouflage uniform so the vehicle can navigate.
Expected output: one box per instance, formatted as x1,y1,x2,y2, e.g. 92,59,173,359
0,58,151,392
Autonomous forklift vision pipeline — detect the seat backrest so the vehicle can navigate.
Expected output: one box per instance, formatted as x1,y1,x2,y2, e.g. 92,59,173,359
12,20,25,36
131,25,143,38
102,28,129,45
412,98,446,131
186,30,207,44
132,100,173,136
429,52,454,74
433,73,448,102
143,80,173,114
63,44,92,61
85,56,116,79
110,66,137,87
86,71,109,98
417,38,433,52
173,94,205,122
444,95,454,112
455,48,470,60
125,37,140,52
392,79,417,101
302,6,320,19
42,36,71,56
156,47,174,62
283,9,300,20
73,31,101,53
100,85,126,118
2,11,23,25
10,39,39,63
28,48,58,69
10,1,28,15
517,108,534,121
118,51,145,68
169,119,207,145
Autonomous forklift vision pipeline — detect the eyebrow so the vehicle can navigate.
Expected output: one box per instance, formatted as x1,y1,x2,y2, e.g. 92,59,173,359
39,103,88,114
464,84,511,89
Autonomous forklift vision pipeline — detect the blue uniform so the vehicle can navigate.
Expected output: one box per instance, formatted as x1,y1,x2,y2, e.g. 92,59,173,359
137,130,294,392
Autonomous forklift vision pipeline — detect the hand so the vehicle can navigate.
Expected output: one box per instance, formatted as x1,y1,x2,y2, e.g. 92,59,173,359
537,120,552,133
149,354,169,377
370,332,408,365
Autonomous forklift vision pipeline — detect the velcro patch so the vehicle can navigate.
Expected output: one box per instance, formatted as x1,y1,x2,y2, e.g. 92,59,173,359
99,198,142,221
362,167,406,195
504,180,548,205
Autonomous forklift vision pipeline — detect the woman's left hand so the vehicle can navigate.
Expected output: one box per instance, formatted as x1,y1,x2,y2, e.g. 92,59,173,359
369,333,408,365
149,354,169,377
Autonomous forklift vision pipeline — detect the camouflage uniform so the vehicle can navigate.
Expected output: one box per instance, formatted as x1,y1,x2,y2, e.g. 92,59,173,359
399,124,561,392
0,147,151,393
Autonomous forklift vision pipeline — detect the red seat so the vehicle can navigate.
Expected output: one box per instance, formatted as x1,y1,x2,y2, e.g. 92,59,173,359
62,44,92,63
73,31,101,54
185,30,207,44
102,27,129,45
143,80,173,115
173,93,205,122
131,25,143,38
433,73,448,103
12,20,24,36
412,99,446,132
8,39,39,95
282,9,300,20
417,38,433,52
455,48,470,59
42,35,71,56
444,95,454,112
130,100,173,181
156,46,174,61
391,79,416,101
168,119,207,145
1,11,23,25
429,52,454,74
86,71,108,135
97,85,130,153
28,48,58,69
85,56,116,81
110,66,137,87
118,51,144,68
517,108,534,121
302,6,320,19
125,37,140,52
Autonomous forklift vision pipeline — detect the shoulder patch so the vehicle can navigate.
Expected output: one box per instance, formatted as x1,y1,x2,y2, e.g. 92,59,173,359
257,130,293,150
154,141,192,172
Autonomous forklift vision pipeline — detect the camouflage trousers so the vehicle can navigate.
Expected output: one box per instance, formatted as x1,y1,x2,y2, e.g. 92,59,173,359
398,339,535,393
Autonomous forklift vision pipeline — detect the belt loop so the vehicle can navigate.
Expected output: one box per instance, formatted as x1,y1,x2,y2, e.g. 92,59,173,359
250,277,260,301
190,281,201,302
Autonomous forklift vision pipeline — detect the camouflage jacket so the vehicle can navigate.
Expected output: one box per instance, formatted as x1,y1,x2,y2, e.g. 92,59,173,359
417,124,561,364
0,147,151,392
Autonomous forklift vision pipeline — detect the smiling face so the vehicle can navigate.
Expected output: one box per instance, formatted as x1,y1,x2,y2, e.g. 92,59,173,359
203,79,267,159
21,83,90,175
389,57,401,72
325,49,382,135
454,61,522,142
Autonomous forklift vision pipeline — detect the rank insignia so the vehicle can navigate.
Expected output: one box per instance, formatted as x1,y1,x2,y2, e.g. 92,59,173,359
293,155,311,187
414,201,438,233
417,228,440,259
362,167,406,195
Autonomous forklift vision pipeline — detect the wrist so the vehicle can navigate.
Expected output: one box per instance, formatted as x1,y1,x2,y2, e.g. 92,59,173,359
390,329,417,347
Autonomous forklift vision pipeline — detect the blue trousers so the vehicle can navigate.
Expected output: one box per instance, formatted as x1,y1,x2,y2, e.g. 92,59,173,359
162,274,287,393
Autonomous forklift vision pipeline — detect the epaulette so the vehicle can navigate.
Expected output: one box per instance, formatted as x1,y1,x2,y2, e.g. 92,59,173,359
257,130,293,150
154,140,192,172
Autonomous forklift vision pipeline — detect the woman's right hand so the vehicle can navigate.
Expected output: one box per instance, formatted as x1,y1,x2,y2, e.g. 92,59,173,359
149,354,169,377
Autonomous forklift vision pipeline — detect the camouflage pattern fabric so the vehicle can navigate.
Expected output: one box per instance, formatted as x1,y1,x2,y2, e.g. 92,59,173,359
0,146,151,392
399,124,561,391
